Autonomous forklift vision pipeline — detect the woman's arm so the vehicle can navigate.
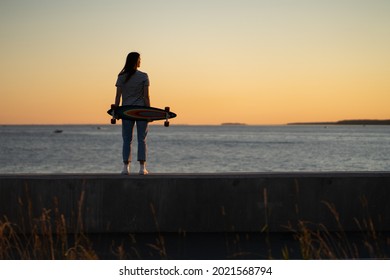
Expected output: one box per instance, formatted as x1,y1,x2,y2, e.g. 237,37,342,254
143,85,150,107
114,87,122,107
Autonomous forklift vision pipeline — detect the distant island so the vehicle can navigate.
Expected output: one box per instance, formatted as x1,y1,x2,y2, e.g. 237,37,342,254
221,123,247,126
288,119,390,125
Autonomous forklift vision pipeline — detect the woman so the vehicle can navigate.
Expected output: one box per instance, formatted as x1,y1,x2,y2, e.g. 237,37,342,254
114,52,150,175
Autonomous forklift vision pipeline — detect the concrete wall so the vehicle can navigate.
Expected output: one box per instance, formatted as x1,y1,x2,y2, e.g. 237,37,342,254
1,172,389,259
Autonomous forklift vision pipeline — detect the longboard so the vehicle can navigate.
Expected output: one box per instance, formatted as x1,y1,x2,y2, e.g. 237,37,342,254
107,105,177,127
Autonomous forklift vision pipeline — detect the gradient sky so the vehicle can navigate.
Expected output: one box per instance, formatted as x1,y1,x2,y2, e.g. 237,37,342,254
1,0,389,124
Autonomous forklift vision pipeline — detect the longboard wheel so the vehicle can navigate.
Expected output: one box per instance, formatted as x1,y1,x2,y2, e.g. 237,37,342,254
110,104,117,124
164,121,169,127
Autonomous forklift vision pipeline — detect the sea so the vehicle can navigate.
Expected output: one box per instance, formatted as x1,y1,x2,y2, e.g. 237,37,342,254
0,124,389,174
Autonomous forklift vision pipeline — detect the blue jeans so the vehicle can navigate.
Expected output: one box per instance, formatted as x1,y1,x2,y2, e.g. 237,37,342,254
122,120,148,163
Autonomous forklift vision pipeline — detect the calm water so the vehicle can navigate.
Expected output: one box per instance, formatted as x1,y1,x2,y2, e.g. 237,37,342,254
0,125,389,174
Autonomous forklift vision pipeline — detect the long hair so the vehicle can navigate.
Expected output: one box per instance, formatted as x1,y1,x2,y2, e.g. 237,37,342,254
118,52,140,82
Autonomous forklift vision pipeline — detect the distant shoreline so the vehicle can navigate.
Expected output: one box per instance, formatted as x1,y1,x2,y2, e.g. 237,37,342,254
288,119,390,125
1,119,389,126
221,123,247,126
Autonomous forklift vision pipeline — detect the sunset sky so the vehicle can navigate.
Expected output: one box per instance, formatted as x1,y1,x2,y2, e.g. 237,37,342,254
1,0,389,125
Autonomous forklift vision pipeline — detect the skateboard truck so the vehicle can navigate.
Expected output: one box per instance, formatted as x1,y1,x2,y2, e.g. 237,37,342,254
164,107,170,127
110,104,117,124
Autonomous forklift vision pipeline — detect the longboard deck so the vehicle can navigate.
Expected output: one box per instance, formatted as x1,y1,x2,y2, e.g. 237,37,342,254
107,105,177,126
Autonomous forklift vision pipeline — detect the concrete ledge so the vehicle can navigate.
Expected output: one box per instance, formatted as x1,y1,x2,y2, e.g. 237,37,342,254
1,172,390,234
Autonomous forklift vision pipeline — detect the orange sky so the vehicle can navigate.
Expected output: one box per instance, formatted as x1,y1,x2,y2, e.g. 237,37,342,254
1,0,389,125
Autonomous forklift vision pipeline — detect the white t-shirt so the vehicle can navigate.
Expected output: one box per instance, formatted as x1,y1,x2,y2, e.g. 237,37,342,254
115,70,150,106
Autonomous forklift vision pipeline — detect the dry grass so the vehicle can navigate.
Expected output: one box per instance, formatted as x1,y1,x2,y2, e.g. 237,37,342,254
0,191,98,260
282,200,388,259
1,190,388,259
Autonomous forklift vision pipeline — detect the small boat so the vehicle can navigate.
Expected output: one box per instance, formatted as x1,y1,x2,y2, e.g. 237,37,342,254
54,130,63,133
